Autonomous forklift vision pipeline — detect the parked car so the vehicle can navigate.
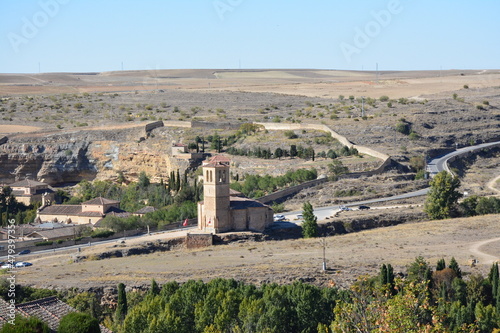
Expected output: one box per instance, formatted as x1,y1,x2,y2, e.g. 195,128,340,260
296,214,303,219
19,249,31,255
273,214,285,222
1,263,13,269
359,205,370,210
15,262,32,268
340,206,351,211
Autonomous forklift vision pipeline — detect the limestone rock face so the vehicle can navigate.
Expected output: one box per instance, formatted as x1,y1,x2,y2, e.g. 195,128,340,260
0,127,191,185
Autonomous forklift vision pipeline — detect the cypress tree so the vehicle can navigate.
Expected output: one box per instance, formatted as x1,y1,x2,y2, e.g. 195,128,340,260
448,257,462,278
176,170,181,192
380,264,388,285
496,278,500,311
301,201,318,238
116,283,128,322
490,263,499,300
387,264,395,287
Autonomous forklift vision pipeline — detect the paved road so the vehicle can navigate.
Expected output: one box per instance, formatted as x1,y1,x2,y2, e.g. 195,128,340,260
280,140,500,224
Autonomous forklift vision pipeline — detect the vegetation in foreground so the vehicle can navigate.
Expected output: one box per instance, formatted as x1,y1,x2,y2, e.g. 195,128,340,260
4,259,500,332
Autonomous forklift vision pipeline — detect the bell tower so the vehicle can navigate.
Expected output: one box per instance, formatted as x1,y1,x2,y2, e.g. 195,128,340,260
199,156,231,233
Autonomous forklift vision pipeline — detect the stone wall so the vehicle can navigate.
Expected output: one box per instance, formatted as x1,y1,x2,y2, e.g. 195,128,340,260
185,233,213,249
257,177,329,204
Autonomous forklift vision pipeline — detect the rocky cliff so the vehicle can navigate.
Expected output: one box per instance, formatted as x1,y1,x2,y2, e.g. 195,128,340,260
0,127,194,185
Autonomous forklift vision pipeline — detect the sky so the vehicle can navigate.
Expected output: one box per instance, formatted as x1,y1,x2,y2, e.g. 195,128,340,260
1,0,499,73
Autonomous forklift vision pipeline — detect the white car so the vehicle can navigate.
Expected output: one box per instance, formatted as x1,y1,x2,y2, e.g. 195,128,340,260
340,206,352,211
273,214,285,222
15,262,32,268
1,263,13,269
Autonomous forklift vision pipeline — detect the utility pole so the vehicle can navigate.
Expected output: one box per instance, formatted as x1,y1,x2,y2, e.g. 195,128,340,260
361,96,365,118
320,237,327,271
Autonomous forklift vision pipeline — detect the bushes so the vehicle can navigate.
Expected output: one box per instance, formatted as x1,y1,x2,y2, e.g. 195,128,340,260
460,196,500,217
90,229,115,238
58,312,101,333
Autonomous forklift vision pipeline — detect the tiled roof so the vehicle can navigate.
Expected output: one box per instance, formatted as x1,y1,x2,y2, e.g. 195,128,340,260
9,179,48,187
38,205,82,216
204,155,230,167
82,197,120,206
134,206,156,214
14,296,113,333
0,298,11,329
230,197,270,210
26,226,83,240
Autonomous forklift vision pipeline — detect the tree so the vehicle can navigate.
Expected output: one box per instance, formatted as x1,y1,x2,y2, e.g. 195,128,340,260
436,258,446,271
448,257,462,279
301,201,318,238
116,283,128,322
328,160,348,181
0,316,50,333
149,279,160,297
58,312,101,333
137,171,150,188
424,171,462,219
274,147,283,160
290,145,298,158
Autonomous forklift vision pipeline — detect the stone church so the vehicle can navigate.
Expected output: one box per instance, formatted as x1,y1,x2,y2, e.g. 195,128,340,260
197,155,273,233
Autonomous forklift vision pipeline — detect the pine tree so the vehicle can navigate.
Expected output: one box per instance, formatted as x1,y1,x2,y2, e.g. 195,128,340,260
301,201,318,238
448,257,462,278
436,258,446,271
149,279,160,297
116,283,128,322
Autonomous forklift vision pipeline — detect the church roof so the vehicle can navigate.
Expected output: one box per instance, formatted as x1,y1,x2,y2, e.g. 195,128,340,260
230,197,270,210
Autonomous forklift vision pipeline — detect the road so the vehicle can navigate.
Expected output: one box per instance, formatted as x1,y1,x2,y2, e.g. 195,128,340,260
281,140,500,223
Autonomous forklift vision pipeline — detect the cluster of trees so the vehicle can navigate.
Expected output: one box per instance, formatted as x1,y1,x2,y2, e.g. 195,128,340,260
0,186,39,226
226,144,317,160
330,259,500,332
68,171,200,231
226,144,359,162
100,201,197,232
118,278,340,333
230,168,317,198
425,171,500,220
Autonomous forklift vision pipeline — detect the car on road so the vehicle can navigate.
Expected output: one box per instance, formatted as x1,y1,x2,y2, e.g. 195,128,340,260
273,214,286,222
339,206,351,211
15,262,32,268
19,249,31,255
358,205,370,210
296,214,303,219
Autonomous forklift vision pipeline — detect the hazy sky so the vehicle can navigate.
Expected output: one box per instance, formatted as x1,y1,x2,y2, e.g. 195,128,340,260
1,0,499,73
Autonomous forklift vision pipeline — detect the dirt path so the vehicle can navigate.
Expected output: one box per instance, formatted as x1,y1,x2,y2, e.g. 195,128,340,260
487,175,500,195
469,237,500,265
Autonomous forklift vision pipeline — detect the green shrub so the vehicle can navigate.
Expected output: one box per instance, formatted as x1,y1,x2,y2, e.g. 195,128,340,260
90,229,115,239
58,312,101,333
379,95,389,102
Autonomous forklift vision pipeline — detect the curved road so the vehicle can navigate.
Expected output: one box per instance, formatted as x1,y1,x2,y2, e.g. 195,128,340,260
280,140,500,223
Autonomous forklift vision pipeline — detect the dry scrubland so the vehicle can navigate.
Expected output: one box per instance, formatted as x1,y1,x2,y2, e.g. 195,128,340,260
1,69,499,289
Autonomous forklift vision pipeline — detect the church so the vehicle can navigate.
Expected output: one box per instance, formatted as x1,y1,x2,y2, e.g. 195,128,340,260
197,155,274,233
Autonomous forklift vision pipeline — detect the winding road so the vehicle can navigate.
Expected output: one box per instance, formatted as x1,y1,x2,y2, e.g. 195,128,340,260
280,141,500,224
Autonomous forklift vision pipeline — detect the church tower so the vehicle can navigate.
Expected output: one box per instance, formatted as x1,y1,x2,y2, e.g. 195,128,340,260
198,156,231,233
